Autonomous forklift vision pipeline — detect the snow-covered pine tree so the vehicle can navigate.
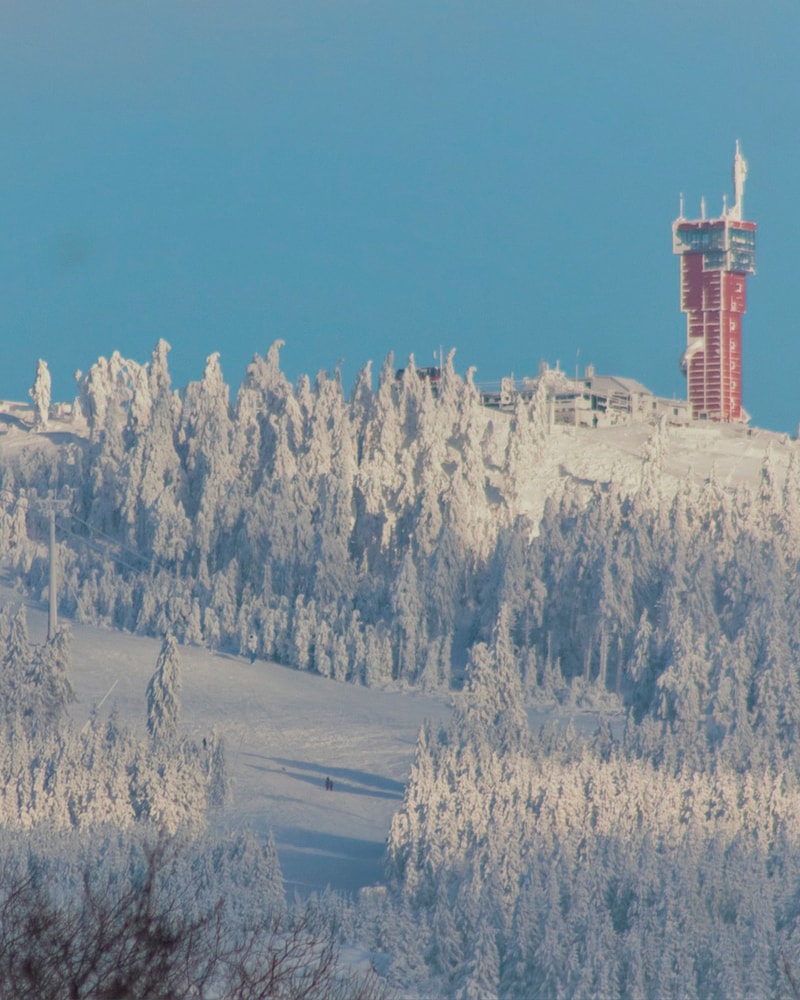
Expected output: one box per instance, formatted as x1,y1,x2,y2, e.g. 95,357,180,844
1,605,32,720
205,728,229,811
391,550,424,682
232,341,291,491
146,633,181,741
178,352,236,584
29,359,51,429
119,340,189,564
502,388,546,514
28,624,75,732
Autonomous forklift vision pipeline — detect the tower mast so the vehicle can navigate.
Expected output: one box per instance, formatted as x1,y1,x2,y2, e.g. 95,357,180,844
672,143,756,422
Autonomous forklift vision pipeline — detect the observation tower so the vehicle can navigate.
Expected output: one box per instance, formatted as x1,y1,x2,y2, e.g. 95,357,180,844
672,142,756,422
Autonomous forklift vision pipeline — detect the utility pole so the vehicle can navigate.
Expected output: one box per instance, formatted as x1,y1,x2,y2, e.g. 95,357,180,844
48,507,57,640
35,498,69,641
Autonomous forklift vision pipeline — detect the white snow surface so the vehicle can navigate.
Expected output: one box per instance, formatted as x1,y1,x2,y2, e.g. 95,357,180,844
517,419,794,530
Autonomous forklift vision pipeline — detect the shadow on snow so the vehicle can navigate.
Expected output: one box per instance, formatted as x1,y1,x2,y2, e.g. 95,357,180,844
241,753,405,800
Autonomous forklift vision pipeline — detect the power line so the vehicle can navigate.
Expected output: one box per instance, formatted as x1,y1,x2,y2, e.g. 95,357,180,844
0,486,194,641
58,524,155,579
67,511,152,570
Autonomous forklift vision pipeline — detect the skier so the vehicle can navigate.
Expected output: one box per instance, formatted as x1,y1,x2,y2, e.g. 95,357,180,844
246,632,258,664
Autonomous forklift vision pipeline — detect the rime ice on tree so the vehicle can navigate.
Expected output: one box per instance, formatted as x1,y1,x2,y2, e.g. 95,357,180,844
146,633,181,740
673,142,756,423
29,358,51,429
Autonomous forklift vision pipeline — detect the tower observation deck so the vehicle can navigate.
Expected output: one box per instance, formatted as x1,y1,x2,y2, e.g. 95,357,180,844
673,142,756,422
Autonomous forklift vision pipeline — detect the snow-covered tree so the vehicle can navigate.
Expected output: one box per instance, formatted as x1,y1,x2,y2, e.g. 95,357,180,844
1,604,32,720
29,358,51,429
28,624,75,731
146,633,181,741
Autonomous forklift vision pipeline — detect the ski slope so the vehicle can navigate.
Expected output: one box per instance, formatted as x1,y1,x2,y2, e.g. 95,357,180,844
6,584,451,896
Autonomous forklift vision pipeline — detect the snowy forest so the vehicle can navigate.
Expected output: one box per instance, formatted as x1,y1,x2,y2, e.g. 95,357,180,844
4,341,800,996
0,602,385,998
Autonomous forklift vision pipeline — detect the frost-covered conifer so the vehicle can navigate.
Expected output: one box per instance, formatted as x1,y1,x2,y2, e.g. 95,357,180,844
502,390,545,512
146,633,181,740
119,340,189,563
29,359,51,429
205,729,229,811
460,911,500,1000
2,605,32,720
430,878,464,983
349,358,374,446
391,550,424,682
28,624,75,731
356,353,404,551
178,352,236,580
76,351,142,440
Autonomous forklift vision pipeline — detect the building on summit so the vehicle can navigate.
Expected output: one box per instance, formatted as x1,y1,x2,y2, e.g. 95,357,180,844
480,363,691,428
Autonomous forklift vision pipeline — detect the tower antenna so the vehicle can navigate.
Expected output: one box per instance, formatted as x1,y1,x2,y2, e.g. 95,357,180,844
731,139,748,220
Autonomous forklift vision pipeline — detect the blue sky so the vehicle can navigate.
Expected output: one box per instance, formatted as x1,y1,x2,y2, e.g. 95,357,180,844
1,1,797,430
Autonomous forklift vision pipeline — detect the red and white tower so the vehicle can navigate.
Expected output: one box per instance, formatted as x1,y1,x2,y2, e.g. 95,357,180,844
673,142,756,422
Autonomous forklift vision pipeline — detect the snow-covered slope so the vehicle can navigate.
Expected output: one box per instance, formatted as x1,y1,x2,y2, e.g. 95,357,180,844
517,419,793,530
6,581,450,896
